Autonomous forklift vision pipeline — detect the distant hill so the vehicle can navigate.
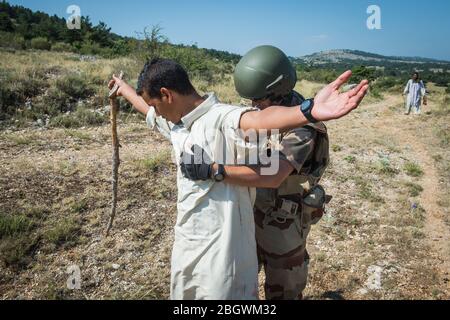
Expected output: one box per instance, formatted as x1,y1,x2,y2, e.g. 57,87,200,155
289,49,450,87
290,49,450,86
1,1,449,87
293,49,450,66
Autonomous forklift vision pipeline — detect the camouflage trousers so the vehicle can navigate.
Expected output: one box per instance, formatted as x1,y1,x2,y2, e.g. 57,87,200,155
254,201,324,300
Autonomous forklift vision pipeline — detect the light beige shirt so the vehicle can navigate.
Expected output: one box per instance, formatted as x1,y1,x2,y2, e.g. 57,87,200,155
146,106,173,139
147,93,258,300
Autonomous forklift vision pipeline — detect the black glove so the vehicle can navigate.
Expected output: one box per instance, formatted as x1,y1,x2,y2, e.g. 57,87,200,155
180,145,213,181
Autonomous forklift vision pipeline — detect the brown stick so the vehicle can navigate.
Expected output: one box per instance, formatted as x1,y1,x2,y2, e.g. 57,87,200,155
105,71,123,237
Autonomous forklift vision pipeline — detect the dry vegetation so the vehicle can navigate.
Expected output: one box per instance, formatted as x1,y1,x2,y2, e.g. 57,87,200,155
304,86,449,299
0,51,449,300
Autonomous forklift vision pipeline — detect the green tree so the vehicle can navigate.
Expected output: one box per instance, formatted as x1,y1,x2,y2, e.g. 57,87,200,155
351,66,377,83
88,21,112,47
111,39,131,56
135,24,168,62
0,12,14,32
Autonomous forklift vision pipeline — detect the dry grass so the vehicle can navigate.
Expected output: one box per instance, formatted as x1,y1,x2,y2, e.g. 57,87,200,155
0,51,449,300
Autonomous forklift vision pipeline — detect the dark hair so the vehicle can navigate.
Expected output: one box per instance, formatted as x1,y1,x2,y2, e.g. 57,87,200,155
412,72,420,78
136,58,195,98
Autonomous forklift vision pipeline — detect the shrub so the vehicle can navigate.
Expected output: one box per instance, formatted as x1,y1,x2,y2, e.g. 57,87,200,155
370,87,383,99
56,73,94,99
0,12,14,32
0,32,25,50
49,114,81,128
30,37,51,51
160,44,219,84
0,71,47,117
111,39,132,56
376,158,399,176
0,77,16,116
138,150,172,172
0,214,33,238
0,213,37,269
297,68,339,84
405,182,424,197
404,162,424,177
44,217,80,246
372,76,404,93
51,42,73,52
69,198,88,213
50,107,106,128
353,176,384,203
78,40,102,56
351,66,377,83
0,234,39,268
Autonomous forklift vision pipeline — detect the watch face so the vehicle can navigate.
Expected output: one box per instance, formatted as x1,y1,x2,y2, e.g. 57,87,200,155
301,99,312,112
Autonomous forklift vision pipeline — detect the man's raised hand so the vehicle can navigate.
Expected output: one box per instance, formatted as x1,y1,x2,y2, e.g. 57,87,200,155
312,70,369,121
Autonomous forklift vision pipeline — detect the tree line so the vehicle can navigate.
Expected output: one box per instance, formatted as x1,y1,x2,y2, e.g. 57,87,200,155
0,1,240,64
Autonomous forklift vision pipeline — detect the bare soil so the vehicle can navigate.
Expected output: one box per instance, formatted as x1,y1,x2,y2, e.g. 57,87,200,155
0,94,448,300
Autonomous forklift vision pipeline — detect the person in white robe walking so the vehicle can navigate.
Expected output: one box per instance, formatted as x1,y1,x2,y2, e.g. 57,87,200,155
403,72,427,115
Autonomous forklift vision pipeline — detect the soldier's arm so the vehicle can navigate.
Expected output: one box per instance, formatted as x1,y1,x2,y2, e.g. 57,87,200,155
239,71,369,132
181,127,316,186
213,127,315,188
212,161,294,189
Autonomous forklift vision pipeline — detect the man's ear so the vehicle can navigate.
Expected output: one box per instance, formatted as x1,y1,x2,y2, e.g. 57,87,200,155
160,88,173,104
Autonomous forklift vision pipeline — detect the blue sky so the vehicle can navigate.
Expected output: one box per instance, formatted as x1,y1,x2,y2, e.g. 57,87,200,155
7,0,450,60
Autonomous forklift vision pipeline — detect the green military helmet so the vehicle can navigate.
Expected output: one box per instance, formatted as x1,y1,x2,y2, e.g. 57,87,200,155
234,45,297,100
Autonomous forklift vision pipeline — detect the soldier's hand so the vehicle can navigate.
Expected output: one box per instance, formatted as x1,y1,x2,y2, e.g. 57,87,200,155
312,71,369,121
180,145,214,181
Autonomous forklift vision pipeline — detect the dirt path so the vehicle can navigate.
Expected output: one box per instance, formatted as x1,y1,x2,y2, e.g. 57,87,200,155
368,94,450,289
261,94,449,299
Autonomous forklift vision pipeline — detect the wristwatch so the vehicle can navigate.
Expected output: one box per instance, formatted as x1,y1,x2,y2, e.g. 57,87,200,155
300,99,318,123
212,164,225,182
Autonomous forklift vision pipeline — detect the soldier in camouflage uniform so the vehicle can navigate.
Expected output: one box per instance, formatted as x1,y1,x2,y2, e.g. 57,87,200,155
252,93,329,300
181,46,330,300
234,46,330,300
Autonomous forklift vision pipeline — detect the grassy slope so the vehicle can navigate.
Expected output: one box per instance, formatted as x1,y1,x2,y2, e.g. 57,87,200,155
0,49,239,127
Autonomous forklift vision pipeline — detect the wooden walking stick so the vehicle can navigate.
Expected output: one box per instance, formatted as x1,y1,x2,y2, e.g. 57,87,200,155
105,71,124,237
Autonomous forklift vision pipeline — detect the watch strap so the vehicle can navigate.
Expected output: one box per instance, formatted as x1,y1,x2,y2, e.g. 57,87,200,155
301,99,318,123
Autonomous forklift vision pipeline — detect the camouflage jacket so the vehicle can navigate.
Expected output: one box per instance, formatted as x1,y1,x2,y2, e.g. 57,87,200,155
255,91,328,213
